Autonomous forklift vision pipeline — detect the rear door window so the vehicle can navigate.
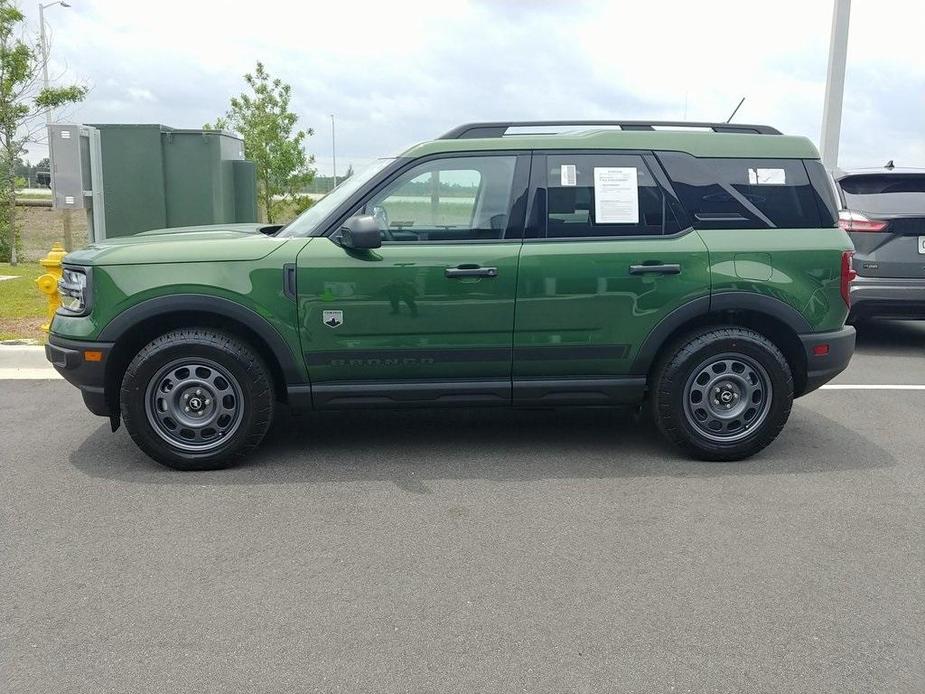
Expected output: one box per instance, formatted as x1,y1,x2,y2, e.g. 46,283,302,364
544,153,682,238
657,152,822,229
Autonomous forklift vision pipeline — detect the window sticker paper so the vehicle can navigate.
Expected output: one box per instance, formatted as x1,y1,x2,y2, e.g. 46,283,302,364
748,168,786,185
593,167,639,224
560,164,577,186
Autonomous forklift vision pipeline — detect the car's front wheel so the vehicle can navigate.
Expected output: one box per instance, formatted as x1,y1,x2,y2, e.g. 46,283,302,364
650,327,794,461
120,328,275,470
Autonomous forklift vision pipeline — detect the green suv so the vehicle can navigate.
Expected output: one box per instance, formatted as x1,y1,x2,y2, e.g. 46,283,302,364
46,120,856,470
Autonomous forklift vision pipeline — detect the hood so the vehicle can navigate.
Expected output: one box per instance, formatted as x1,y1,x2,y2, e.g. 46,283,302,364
64,223,285,265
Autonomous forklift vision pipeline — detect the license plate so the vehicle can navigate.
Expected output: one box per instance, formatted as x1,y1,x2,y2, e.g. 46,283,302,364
920,237,925,254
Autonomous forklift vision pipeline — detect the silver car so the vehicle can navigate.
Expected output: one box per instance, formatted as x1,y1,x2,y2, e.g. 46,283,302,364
835,165,925,321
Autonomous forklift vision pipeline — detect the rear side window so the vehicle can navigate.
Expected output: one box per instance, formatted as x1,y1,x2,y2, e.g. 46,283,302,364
838,174,925,215
544,154,682,238
657,152,823,229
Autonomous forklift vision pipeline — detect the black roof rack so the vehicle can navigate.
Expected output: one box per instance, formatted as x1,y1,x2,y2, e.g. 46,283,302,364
439,120,781,139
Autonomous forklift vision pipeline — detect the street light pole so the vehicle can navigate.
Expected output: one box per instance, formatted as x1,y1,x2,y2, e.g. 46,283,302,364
330,114,337,191
38,2,69,121
39,3,50,123
38,2,72,248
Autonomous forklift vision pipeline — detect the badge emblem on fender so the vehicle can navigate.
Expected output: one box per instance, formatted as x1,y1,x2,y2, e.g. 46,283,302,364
322,310,343,328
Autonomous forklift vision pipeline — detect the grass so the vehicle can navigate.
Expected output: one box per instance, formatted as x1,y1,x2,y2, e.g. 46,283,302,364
382,199,474,227
0,262,47,342
0,205,87,340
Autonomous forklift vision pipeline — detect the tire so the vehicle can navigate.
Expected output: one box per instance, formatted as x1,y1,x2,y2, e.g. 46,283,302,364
650,326,793,461
120,328,275,470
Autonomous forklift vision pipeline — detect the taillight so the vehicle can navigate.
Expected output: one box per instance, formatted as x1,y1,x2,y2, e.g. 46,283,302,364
841,250,857,306
838,209,888,232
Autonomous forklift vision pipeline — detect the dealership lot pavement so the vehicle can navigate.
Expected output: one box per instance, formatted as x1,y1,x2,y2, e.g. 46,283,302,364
2,322,924,692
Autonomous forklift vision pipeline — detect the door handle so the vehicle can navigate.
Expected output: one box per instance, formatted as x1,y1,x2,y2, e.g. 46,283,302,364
445,265,498,279
628,263,682,276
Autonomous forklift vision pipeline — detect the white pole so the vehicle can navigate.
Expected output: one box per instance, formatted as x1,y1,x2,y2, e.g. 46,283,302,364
330,114,337,190
39,3,50,123
820,0,851,170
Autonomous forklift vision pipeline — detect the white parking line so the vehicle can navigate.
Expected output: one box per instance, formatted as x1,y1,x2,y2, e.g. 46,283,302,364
0,368,61,380
820,384,925,390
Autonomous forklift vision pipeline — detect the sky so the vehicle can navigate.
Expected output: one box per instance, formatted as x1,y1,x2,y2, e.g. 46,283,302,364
19,0,925,176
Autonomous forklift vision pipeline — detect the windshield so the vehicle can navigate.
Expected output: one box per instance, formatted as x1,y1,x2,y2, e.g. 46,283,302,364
279,158,396,236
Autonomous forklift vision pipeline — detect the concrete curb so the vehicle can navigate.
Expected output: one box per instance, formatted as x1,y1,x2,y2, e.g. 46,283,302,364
0,345,61,379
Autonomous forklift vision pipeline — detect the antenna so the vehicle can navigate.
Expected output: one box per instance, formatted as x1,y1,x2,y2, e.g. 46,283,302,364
726,97,746,124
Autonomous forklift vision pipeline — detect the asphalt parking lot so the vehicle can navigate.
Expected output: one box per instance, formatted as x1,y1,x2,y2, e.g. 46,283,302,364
2,321,924,693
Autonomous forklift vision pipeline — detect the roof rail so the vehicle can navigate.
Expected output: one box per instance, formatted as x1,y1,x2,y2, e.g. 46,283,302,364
438,120,782,139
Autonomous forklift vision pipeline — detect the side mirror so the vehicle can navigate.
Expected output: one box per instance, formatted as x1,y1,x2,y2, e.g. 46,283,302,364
339,215,382,250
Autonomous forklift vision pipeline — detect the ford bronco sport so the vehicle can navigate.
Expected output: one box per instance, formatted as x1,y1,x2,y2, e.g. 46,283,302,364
46,120,856,470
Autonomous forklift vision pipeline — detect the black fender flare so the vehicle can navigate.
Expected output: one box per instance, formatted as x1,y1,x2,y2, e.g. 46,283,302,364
631,291,812,375
97,294,306,384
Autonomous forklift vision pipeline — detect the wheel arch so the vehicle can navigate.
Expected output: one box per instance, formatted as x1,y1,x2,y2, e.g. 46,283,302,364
99,295,305,414
634,293,811,396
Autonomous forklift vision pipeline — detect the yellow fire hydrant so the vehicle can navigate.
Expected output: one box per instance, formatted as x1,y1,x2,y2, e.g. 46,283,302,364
35,242,67,332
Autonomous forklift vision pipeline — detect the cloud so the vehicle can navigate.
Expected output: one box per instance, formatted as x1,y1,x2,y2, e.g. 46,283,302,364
18,0,925,172
126,87,156,103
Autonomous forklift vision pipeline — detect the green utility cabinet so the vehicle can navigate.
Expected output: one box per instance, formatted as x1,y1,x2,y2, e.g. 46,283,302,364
90,124,257,238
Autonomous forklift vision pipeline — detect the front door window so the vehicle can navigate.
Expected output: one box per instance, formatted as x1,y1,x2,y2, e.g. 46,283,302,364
359,155,518,242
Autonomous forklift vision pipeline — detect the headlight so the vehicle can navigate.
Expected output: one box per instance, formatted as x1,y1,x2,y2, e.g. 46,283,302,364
58,266,91,315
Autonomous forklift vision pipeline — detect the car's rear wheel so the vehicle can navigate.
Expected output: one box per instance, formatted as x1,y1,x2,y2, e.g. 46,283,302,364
120,328,274,470
650,327,793,461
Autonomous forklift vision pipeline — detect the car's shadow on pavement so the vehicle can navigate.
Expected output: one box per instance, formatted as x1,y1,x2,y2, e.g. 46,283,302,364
69,403,895,488
854,319,925,354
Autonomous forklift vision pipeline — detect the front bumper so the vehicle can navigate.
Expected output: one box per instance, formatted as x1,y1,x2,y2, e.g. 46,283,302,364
46,335,115,417
849,275,925,321
798,326,856,395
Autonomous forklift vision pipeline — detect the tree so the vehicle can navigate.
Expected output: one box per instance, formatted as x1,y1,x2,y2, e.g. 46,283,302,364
206,62,314,223
13,156,39,185
0,1,86,264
